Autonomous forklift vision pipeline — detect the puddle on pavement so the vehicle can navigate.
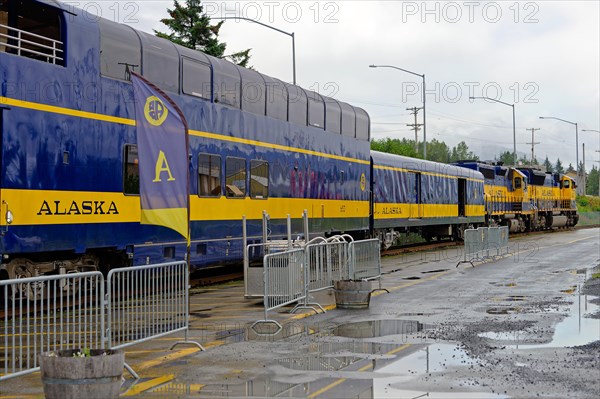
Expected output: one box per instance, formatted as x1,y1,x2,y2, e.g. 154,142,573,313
374,344,506,398
403,276,422,280
332,319,427,339
481,295,600,349
140,344,505,398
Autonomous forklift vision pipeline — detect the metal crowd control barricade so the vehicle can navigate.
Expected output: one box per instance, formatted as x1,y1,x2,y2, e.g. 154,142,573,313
348,238,388,294
293,237,351,313
106,261,203,377
458,228,483,267
0,272,104,381
252,248,306,335
458,226,511,267
499,226,510,256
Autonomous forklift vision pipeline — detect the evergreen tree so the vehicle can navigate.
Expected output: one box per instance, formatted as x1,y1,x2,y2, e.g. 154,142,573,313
496,151,513,166
450,141,479,162
543,156,554,173
566,163,576,174
586,166,599,196
371,138,419,158
555,158,564,174
425,139,450,163
155,0,251,67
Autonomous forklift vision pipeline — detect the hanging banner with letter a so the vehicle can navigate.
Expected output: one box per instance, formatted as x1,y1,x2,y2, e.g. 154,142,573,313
131,73,189,241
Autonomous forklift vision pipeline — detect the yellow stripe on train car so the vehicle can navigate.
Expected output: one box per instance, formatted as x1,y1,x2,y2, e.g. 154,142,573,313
373,203,485,220
1,189,370,226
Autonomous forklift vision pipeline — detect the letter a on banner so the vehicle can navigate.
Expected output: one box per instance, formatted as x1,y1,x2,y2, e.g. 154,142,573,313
131,73,190,242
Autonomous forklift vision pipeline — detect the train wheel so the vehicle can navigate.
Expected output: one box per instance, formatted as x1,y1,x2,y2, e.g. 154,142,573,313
8,264,44,302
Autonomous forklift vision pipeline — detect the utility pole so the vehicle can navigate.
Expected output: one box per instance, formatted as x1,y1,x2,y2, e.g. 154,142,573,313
406,107,423,154
525,128,541,165
596,150,600,196
582,143,586,195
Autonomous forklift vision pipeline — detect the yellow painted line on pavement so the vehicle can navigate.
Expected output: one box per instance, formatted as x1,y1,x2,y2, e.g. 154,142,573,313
385,343,412,355
377,270,452,295
122,374,175,396
308,344,411,398
134,340,225,371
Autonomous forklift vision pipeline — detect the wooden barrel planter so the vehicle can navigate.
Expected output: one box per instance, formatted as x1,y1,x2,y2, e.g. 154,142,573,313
334,280,372,309
38,349,124,399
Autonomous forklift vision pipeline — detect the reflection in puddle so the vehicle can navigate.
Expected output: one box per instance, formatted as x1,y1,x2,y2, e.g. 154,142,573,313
485,306,520,315
333,319,426,339
373,344,507,399
481,296,600,348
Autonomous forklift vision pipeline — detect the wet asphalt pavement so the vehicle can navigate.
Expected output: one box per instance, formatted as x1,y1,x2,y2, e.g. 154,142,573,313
2,228,598,398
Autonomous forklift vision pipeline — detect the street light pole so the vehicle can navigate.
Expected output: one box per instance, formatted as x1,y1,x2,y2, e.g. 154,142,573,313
539,116,579,192
214,16,296,85
470,97,516,165
370,64,427,160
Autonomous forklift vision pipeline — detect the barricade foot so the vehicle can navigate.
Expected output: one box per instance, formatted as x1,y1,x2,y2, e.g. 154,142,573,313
251,320,283,336
290,303,324,314
456,260,475,268
371,288,389,294
170,340,205,351
124,362,140,380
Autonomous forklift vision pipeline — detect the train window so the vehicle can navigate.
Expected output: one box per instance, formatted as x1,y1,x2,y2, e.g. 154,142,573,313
99,19,141,81
123,145,139,195
210,56,241,108
514,177,522,189
198,153,221,197
239,67,266,115
324,97,341,134
287,84,307,126
264,77,287,121
564,180,570,188
225,157,246,198
250,160,269,199
339,102,356,138
0,2,7,53
182,58,212,100
180,48,212,99
138,31,179,93
355,107,370,140
2,0,64,65
306,90,325,129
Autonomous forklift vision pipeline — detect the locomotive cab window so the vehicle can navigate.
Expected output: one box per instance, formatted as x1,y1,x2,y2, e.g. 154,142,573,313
564,180,570,188
1,0,64,65
225,157,246,198
198,153,221,197
250,160,269,199
514,177,522,189
123,145,139,195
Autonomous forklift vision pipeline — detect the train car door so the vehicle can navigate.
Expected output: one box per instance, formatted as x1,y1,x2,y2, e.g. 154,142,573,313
411,173,423,219
458,178,466,217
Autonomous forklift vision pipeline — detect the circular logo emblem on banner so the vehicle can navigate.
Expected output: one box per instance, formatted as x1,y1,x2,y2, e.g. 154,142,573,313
360,173,367,192
144,96,169,126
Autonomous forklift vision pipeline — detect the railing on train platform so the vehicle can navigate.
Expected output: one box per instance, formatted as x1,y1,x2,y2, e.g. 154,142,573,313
251,249,306,335
106,261,203,354
252,237,382,334
0,272,104,381
0,261,201,381
458,226,509,267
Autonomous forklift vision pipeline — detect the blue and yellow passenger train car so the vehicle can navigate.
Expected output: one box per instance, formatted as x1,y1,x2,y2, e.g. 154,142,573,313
372,152,485,247
0,0,371,279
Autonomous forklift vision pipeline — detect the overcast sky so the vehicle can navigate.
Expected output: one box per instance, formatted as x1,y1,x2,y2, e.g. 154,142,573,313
77,0,599,169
